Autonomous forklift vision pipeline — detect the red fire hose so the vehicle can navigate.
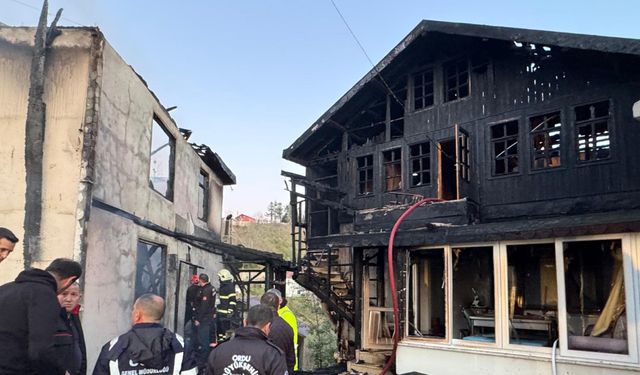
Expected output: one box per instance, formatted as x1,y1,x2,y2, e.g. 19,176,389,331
381,197,442,375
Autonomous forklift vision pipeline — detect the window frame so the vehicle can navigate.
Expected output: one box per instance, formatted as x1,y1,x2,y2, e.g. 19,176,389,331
443,58,470,103
134,239,167,300
401,234,639,365
411,67,435,111
574,100,612,164
449,244,502,349
382,148,402,192
409,142,431,188
498,239,559,354
356,154,374,196
197,169,210,221
148,115,176,201
529,110,563,170
554,234,637,363
489,119,520,177
404,246,450,344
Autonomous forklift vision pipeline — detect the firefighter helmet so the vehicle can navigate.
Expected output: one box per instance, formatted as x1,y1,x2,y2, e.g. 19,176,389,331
218,268,233,282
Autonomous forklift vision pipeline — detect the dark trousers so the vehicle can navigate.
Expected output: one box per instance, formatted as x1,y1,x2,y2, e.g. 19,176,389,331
183,321,197,363
196,321,213,367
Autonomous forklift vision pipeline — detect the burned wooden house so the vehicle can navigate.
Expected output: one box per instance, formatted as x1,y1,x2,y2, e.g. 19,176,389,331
283,21,640,374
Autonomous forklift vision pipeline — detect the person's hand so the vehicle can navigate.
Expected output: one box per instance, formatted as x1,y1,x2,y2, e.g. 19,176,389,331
194,320,200,327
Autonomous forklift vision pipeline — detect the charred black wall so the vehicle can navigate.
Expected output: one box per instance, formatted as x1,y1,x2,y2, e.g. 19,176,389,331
306,39,640,228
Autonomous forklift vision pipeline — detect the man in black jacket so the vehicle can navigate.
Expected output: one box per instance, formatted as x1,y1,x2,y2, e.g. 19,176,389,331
93,294,197,375
0,257,82,375
185,274,201,324
194,273,216,367
260,292,295,374
184,274,201,365
206,304,287,375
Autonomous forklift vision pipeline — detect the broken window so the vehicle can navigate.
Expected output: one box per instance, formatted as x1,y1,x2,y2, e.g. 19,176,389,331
575,101,611,162
409,142,430,187
135,240,166,299
491,121,519,175
452,247,495,343
456,125,471,182
530,112,562,169
444,58,470,102
198,169,209,221
563,239,628,354
412,68,434,110
506,244,558,347
357,155,374,195
389,85,407,139
383,148,402,192
149,116,175,200
408,249,446,339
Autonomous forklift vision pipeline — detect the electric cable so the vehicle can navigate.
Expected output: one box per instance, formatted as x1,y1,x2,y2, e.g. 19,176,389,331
8,0,84,26
328,0,457,161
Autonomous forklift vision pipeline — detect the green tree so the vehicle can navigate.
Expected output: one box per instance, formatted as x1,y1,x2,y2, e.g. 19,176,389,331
266,201,289,223
288,293,337,370
281,205,291,223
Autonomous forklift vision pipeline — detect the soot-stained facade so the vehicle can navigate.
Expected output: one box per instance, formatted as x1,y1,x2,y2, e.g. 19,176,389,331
0,25,287,368
284,20,640,375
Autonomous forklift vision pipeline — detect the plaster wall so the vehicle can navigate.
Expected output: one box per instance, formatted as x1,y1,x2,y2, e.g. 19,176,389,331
82,208,225,369
0,28,92,283
397,344,640,375
82,41,227,367
91,41,224,236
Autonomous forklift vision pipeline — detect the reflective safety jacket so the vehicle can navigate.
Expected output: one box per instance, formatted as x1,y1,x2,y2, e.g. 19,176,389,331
92,323,197,375
216,281,236,317
278,305,299,371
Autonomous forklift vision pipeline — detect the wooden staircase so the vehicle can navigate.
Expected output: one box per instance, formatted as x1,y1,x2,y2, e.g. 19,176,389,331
347,350,393,375
294,248,355,325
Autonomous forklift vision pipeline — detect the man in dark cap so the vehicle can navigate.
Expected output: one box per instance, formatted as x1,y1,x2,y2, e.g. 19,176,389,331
194,273,216,368
0,257,82,374
0,227,19,264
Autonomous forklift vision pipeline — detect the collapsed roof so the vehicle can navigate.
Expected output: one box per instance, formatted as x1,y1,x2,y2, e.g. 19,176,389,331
283,20,640,165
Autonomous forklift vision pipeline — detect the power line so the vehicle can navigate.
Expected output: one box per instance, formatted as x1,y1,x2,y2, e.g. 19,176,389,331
8,0,84,26
329,0,456,161
329,0,405,111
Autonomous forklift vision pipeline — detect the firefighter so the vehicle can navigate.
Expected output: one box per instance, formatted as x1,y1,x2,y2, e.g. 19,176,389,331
215,269,236,343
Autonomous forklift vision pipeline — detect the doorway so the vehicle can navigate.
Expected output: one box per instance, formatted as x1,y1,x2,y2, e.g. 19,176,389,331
438,140,457,200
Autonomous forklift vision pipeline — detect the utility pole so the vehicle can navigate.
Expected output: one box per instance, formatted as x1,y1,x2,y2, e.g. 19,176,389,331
23,0,62,268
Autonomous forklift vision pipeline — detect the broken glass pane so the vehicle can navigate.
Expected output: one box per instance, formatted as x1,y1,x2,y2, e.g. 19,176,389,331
564,239,628,354
507,244,558,347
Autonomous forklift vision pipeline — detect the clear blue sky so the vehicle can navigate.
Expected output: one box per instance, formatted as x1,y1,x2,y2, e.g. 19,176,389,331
3,0,639,217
